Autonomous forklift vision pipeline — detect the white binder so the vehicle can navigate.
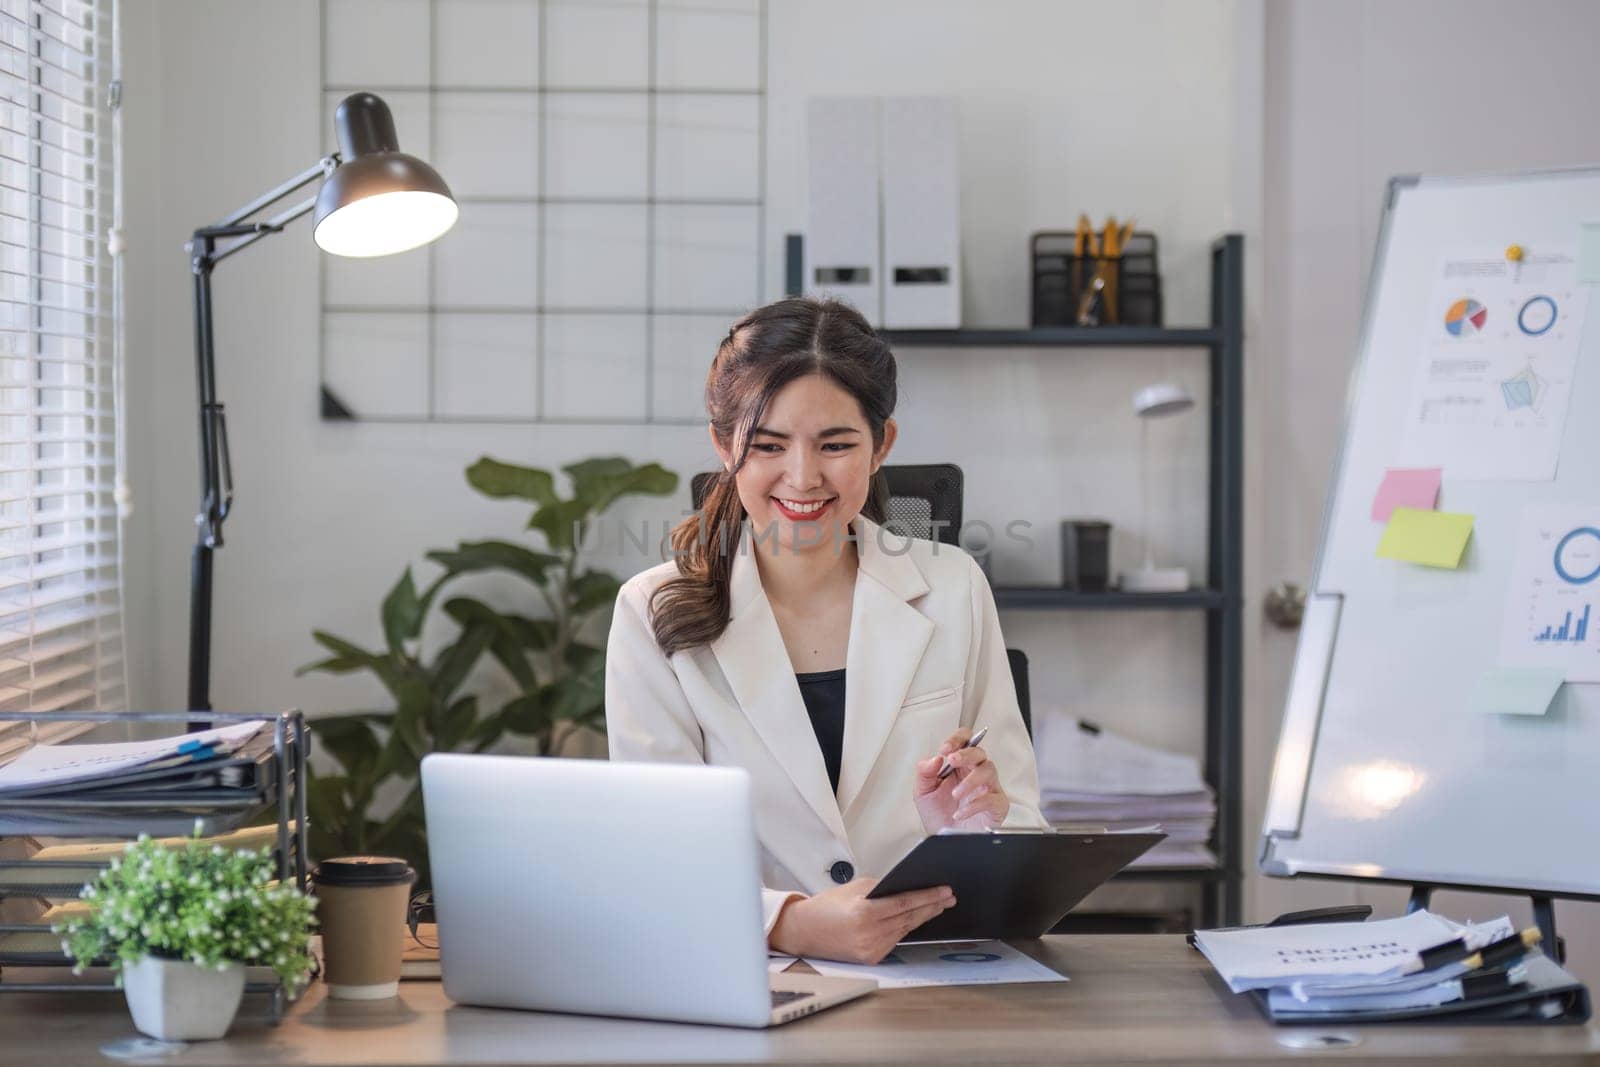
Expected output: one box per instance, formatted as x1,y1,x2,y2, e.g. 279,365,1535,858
805,97,882,325
881,97,961,329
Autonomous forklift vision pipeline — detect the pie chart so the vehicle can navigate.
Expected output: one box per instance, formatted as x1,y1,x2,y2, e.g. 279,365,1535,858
1444,298,1487,337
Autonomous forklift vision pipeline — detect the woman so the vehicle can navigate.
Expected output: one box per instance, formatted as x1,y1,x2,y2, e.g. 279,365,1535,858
605,297,1044,964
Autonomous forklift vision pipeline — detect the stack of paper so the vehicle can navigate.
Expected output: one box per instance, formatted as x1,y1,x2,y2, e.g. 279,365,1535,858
1033,716,1217,868
0,720,273,835
0,720,268,795
1193,910,1547,1017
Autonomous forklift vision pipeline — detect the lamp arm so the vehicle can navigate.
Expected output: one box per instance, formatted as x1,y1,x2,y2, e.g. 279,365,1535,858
204,154,340,233
185,152,337,716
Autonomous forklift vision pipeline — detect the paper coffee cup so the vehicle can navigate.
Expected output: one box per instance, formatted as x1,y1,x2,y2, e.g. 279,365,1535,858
313,856,415,1000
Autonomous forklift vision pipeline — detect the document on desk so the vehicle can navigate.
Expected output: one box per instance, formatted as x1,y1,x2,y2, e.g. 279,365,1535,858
767,953,797,973
1194,910,1470,993
803,941,1066,989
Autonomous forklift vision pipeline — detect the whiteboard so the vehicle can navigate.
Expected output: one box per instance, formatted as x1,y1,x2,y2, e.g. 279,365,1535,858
1261,168,1600,901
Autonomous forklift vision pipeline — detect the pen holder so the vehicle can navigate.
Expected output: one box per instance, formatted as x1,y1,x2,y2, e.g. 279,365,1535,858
1031,231,1162,327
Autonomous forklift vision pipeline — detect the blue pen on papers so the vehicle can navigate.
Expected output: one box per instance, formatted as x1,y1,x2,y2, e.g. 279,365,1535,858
176,740,215,761
935,727,988,782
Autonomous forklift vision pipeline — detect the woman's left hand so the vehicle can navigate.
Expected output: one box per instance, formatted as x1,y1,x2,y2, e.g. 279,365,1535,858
912,727,1010,833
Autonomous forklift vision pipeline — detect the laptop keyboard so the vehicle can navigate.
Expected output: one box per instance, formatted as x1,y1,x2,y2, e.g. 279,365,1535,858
771,989,813,1007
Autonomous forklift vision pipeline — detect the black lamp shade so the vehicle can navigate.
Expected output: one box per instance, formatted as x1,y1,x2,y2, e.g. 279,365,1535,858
313,93,458,257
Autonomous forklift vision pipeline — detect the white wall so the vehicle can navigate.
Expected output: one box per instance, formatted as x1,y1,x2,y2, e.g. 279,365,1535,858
122,0,1243,802
1252,0,1600,987
117,0,1600,968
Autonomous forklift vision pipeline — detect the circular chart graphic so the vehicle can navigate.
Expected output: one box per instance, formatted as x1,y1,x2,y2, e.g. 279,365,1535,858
1554,527,1600,585
938,951,1002,964
1518,295,1558,336
1444,298,1488,337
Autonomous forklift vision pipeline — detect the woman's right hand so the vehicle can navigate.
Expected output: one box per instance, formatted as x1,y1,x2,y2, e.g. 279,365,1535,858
767,878,955,964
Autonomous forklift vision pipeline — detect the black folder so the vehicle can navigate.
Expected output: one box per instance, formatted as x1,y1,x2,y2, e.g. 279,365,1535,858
866,828,1164,942
1252,952,1592,1025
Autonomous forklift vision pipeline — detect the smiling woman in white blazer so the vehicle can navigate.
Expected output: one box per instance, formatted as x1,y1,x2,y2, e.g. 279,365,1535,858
605,297,1044,965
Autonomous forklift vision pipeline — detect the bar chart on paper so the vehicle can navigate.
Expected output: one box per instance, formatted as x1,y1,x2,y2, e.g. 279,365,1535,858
1535,604,1590,643
1500,509,1600,680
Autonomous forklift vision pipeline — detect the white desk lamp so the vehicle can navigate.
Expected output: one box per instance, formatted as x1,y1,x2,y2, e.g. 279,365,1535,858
1119,382,1195,593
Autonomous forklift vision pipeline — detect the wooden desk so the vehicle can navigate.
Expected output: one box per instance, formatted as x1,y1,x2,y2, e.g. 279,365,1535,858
5,936,1597,1065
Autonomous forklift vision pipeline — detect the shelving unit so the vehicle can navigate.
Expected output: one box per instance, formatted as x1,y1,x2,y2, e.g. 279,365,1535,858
884,235,1244,928
0,711,310,1021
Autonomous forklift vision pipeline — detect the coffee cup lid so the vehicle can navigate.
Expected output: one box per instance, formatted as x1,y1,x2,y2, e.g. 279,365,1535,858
312,856,416,888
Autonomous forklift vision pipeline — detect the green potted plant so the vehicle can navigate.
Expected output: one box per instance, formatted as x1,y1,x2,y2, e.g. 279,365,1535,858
300,455,678,885
55,832,317,1041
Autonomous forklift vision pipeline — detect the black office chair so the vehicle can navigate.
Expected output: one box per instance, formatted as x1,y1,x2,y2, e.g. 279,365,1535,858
1006,648,1032,740
689,463,1031,738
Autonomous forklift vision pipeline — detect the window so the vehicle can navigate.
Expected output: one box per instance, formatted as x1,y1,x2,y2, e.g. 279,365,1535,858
0,0,123,757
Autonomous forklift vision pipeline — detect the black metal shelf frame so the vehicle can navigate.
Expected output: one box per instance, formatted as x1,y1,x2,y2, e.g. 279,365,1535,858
885,237,1244,928
0,710,310,1022
992,588,1224,611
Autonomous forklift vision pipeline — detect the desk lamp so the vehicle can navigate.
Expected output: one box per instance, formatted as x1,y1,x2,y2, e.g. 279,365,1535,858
1119,382,1195,593
186,93,458,713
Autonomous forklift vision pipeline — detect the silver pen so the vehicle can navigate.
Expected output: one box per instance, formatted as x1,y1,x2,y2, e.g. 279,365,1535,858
935,726,989,781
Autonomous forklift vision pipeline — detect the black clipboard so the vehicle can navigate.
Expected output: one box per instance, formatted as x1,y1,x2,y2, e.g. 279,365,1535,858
866,829,1165,942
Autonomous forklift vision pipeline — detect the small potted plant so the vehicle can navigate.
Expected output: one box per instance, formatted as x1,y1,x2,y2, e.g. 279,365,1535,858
55,831,317,1041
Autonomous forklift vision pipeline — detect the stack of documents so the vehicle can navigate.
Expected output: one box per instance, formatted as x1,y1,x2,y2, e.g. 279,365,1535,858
1193,910,1587,1022
1033,716,1216,868
0,720,273,835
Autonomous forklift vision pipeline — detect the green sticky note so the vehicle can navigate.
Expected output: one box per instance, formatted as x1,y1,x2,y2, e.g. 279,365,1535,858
1376,507,1474,568
1473,667,1564,716
1580,221,1600,284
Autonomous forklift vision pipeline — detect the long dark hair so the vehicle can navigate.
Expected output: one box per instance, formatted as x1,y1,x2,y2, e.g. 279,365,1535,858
649,297,897,655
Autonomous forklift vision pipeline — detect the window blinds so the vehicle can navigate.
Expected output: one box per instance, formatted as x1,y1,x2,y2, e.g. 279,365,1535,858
0,0,123,756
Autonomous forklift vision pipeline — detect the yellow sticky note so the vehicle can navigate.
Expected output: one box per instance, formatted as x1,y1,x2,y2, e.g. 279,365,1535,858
1376,507,1473,568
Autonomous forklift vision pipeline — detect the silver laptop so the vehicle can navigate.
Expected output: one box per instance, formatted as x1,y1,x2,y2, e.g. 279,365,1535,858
420,754,876,1027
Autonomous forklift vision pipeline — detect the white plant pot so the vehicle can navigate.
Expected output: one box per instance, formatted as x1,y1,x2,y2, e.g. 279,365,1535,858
122,955,246,1041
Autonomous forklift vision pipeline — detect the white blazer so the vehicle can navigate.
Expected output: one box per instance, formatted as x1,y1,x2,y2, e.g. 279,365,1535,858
604,515,1046,934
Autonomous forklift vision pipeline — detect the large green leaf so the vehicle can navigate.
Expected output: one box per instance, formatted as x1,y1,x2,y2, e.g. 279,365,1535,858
562,458,679,516
436,695,480,751
561,457,633,496
430,622,495,702
466,709,508,752
545,664,604,722
426,540,561,588
505,616,557,650
390,678,434,766
527,499,589,551
305,771,357,854
443,598,539,689
466,457,556,507
299,631,382,677
381,568,425,654
444,597,555,647
499,690,553,737
563,641,606,672
309,715,380,782
568,570,622,617
296,653,370,676
373,723,421,782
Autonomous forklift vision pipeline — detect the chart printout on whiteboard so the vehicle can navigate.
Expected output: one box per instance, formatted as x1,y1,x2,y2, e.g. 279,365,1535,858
1397,248,1587,481
1498,507,1600,682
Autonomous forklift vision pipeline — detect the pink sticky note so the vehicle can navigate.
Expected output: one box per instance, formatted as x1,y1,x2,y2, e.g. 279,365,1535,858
1371,468,1442,522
